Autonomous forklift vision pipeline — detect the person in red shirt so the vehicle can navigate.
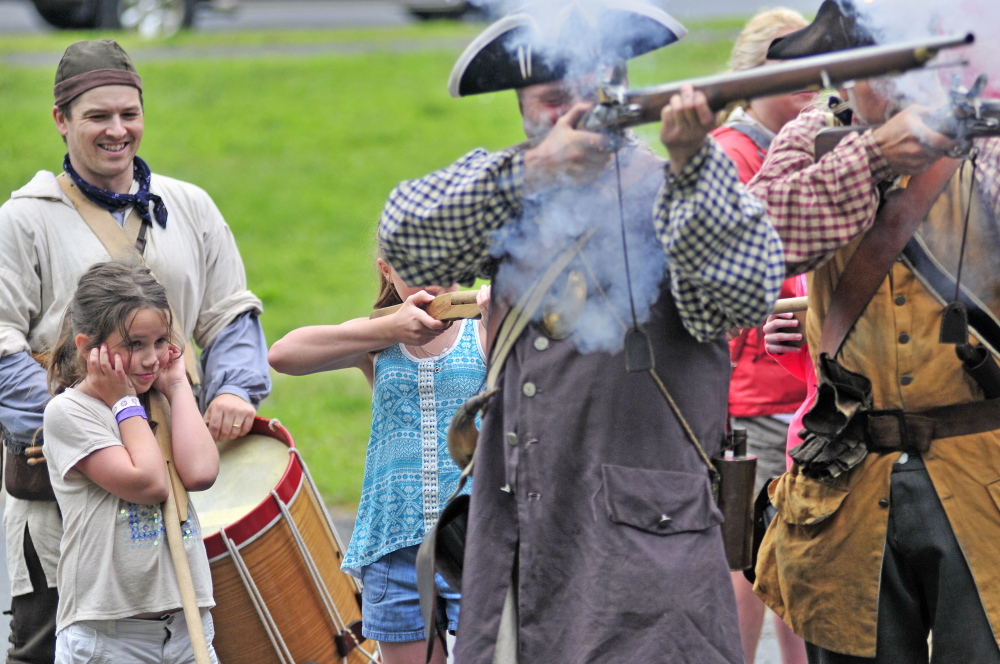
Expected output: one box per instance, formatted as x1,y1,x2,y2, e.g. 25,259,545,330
710,8,816,664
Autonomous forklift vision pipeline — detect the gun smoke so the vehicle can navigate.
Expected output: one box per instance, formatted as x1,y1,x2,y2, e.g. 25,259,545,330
469,0,690,354
843,0,1000,100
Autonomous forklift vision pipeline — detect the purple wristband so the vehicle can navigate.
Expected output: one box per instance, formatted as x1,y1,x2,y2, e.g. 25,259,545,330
115,406,147,424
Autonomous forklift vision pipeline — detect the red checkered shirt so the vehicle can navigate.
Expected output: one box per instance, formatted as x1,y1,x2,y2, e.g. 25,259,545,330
748,108,893,275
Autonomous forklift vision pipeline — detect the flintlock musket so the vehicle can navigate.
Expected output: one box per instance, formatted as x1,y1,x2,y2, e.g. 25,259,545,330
814,73,1000,160
579,32,975,133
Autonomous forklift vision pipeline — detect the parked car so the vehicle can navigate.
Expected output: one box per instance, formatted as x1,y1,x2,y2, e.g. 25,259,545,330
403,0,489,21
30,0,221,36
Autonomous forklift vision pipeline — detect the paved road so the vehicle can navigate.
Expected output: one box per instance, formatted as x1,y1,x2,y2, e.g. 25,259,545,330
1,0,820,34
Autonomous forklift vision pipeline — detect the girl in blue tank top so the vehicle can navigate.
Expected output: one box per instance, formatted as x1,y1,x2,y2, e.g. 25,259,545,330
269,253,488,664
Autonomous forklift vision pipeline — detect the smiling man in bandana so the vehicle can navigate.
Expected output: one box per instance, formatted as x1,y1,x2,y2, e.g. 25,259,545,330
0,39,270,664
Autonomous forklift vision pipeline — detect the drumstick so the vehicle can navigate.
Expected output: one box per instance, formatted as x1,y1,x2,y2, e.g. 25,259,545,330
370,290,482,321
773,296,808,314
149,391,212,664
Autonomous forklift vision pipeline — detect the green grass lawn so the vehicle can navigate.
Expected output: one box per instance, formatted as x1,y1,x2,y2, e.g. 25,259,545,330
0,20,740,506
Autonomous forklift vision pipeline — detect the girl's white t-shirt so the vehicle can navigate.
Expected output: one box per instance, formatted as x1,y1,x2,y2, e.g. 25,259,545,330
43,388,214,633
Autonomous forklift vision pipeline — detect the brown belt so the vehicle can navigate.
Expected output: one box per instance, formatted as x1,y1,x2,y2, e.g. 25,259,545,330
866,398,1000,453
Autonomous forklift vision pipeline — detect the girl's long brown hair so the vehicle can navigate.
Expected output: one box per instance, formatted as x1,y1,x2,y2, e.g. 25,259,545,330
47,261,173,395
373,246,403,311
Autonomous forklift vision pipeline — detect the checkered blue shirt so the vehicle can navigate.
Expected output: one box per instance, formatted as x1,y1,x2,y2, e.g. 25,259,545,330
379,138,784,341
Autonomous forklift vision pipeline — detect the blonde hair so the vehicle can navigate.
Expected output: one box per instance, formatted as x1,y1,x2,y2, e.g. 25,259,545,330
727,8,809,72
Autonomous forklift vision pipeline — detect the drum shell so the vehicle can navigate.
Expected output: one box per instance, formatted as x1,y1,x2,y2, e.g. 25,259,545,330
201,418,374,664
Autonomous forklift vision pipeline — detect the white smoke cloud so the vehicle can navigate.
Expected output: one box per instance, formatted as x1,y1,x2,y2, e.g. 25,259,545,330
490,144,669,355
847,0,1000,100
466,0,688,354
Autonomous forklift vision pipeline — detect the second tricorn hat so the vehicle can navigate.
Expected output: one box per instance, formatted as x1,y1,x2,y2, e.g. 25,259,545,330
448,0,686,97
766,0,876,60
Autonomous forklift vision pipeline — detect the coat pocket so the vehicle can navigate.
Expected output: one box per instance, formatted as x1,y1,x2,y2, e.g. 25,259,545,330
602,464,723,535
770,466,849,526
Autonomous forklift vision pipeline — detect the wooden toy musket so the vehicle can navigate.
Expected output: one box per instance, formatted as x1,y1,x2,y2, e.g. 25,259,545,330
369,290,482,321
578,33,975,133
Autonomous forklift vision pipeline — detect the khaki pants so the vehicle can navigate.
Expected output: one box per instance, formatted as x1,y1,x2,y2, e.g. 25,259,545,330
55,610,219,664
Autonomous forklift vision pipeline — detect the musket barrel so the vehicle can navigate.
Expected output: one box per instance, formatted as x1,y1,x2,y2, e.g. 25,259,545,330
587,33,974,130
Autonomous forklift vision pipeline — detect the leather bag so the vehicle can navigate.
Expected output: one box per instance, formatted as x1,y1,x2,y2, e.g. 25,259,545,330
4,447,56,502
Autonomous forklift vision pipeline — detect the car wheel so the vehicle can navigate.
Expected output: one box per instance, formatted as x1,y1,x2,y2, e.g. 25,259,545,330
95,0,197,36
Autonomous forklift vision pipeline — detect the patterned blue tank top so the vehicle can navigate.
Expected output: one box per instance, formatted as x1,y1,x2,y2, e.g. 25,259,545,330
342,317,485,570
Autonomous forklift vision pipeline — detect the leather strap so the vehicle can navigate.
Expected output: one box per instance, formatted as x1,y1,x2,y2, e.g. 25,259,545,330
56,173,200,385
901,235,1000,355
725,121,772,157
820,158,961,357
865,397,1000,453
57,172,146,257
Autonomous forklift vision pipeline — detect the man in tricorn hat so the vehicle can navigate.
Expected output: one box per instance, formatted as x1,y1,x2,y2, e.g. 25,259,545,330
748,1,1000,661
0,39,270,663
379,1,784,662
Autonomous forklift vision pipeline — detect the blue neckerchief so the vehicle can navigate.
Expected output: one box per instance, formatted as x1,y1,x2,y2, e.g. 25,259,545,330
63,154,167,228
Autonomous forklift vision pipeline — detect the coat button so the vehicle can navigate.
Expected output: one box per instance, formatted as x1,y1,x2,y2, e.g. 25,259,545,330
533,337,550,351
878,498,889,508
900,375,913,386
895,295,906,306
657,515,672,528
899,333,910,344
506,432,518,446
522,382,537,397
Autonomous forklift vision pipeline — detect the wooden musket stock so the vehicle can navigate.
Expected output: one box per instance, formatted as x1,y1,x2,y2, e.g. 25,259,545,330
369,290,482,321
815,96,1000,160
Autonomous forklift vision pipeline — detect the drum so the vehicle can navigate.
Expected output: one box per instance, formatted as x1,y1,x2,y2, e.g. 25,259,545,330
197,417,380,664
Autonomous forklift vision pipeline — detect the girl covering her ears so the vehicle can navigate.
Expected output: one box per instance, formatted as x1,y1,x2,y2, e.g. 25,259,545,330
42,261,220,664
268,250,489,664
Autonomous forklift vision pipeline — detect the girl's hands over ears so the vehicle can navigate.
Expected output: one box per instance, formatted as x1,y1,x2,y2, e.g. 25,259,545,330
153,344,188,398
392,291,451,346
87,344,136,407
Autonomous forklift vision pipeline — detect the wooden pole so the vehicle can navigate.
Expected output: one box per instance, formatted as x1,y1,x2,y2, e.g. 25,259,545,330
149,391,212,664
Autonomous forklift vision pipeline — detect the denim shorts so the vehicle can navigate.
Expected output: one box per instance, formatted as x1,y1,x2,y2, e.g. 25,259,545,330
359,545,460,642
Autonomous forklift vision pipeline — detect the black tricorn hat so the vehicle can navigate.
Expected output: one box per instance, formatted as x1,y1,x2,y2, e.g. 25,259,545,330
766,0,876,60
448,0,686,97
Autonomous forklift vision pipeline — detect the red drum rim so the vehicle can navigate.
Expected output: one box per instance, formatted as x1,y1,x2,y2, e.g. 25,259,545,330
202,416,301,560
